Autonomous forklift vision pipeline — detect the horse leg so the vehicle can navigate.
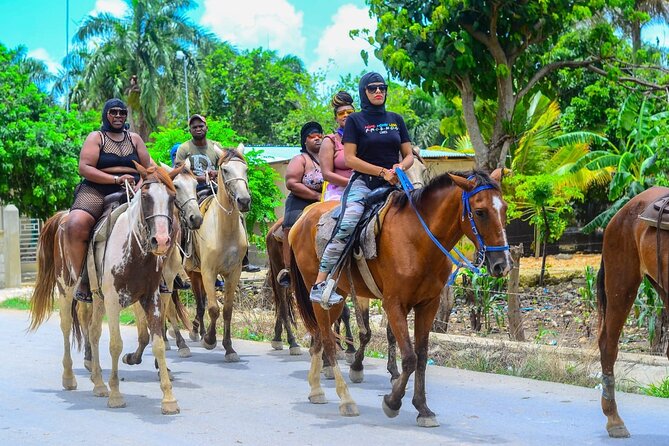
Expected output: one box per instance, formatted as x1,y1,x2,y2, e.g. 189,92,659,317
599,266,638,438
412,298,440,427
341,304,357,363
57,293,77,390
199,269,220,351
104,297,126,409
307,333,326,404
122,303,149,366
143,292,179,415
164,291,191,358
333,315,345,361
272,310,285,350
188,271,206,342
349,297,370,384
220,271,241,362
386,322,400,384
381,301,415,418
88,296,109,397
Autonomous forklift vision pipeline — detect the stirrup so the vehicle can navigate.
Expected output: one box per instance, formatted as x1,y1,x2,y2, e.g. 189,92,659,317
277,268,291,287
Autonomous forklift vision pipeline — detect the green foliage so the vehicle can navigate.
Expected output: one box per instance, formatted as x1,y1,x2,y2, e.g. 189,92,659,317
578,266,597,311
633,276,663,345
0,44,98,219
0,297,31,310
640,377,669,398
244,149,283,251
454,267,508,333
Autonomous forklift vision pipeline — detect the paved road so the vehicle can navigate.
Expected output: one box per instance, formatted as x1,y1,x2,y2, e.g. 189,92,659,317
1,309,667,446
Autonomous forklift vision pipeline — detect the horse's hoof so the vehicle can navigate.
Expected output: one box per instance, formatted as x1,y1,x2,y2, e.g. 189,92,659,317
189,331,200,342
349,368,364,383
167,327,177,338
382,397,400,418
417,415,440,428
345,352,355,365
84,360,92,372
161,401,180,415
336,350,346,361
289,346,303,356
323,366,335,380
62,377,77,390
607,424,631,438
309,393,327,404
201,339,216,350
339,402,360,417
225,352,240,362
122,354,140,365
93,385,109,397
178,347,191,358
107,397,126,408
271,340,284,350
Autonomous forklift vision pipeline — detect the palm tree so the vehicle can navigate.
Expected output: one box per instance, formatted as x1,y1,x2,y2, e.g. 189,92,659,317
608,0,669,61
8,45,55,94
71,0,215,139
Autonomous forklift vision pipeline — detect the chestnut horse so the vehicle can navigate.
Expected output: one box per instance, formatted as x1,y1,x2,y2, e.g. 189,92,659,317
597,186,669,438
290,169,512,426
29,163,181,414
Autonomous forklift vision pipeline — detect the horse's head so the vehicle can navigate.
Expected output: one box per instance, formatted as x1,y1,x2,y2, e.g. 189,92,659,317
133,161,176,256
404,147,427,188
217,143,251,213
163,161,203,230
449,168,513,277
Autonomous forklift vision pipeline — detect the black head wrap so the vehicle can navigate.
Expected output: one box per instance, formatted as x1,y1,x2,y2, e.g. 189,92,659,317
299,121,323,152
358,72,386,115
100,98,128,133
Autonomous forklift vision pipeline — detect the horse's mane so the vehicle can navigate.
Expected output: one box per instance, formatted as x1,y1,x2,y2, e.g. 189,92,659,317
393,169,499,209
218,148,246,165
145,165,176,193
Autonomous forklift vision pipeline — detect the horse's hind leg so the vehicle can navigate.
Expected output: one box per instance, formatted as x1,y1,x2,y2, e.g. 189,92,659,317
165,291,191,358
599,265,638,438
412,298,440,427
307,333,326,404
88,296,109,397
104,297,126,409
220,270,241,362
349,297,370,384
386,322,400,384
341,304,357,363
188,271,206,341
58,294,77,390
122,303,149,366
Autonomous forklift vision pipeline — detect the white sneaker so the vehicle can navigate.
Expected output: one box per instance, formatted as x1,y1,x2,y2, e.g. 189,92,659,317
309,281,344,309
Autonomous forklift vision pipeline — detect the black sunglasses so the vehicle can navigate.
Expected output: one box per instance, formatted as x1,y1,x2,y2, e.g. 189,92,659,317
365,84,388,93
108,108,128,117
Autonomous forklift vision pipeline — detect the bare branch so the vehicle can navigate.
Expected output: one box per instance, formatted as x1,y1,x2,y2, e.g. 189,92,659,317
517,58,600,101
586,65,668,90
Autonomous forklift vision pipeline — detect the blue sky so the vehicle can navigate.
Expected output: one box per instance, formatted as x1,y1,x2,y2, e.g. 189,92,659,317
0,0,386,81
0,0,667,83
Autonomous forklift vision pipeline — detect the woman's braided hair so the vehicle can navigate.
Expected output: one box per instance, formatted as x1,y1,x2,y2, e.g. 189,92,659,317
331,91,354,117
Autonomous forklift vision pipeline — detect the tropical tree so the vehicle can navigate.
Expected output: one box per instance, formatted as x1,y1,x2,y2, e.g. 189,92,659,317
362,0,667,171
71,0,214,140
0,44,98,219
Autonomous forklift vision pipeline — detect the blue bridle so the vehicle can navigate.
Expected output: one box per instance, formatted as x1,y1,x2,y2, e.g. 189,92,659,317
396,168,509,284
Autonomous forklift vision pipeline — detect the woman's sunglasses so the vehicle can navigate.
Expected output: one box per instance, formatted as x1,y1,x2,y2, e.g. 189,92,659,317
108,108,128,117
336,109,354,118
365,84,388,93
306,133,323,140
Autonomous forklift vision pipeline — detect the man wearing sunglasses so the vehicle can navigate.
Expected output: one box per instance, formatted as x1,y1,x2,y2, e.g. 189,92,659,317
67,98,153,303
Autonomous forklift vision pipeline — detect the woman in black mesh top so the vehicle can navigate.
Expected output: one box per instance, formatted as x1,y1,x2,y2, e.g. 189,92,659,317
67,98,152,302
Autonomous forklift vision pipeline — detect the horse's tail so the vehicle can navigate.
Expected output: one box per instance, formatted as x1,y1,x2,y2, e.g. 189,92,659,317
596,258,607,337
290,249,318,334
171,290,193,332
29,211,65,331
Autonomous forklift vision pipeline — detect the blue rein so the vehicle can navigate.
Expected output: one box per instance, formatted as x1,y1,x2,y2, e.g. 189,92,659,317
396,168,509,285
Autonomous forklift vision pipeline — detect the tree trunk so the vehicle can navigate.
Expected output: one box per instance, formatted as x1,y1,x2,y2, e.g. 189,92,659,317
507,245,525,341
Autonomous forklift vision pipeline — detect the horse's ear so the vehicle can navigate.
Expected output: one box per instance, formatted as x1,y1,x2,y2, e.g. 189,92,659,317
236,143,245,155
168,162,185,180
490,168,509,182
448,173,475,192
133,160,148,179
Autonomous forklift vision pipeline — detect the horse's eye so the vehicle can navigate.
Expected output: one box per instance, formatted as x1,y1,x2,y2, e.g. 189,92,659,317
475,209,485,217
174,184,180,189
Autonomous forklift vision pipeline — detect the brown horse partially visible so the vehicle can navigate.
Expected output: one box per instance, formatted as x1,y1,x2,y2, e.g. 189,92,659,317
597,186,669,438
290,169,512,426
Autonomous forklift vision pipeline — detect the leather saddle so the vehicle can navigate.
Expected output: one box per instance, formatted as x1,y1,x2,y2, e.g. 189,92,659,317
638,196,669,230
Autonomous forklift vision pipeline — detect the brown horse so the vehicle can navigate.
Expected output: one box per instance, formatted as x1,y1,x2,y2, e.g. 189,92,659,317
29,163,181,414
290,169,512,426
597,186,669,438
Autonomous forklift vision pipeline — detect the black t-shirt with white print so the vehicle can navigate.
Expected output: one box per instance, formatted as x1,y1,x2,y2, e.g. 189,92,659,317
342,111,411,171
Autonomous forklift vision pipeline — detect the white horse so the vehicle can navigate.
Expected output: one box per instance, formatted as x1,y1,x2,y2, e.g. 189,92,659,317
185,144,252,362
30,163,182,414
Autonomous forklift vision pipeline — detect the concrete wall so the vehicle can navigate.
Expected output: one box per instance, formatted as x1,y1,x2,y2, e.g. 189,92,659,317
0,205,21,288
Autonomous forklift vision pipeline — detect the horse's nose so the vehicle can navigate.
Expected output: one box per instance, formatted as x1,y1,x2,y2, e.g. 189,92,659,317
190,214,203,229
150,234,172,253
490,257,513,277
237,197,251,212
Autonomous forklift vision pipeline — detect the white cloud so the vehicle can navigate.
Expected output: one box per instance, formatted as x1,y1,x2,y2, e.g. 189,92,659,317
27,48,62,74
91,0,128,18
310,4,386,81
201,0,306,58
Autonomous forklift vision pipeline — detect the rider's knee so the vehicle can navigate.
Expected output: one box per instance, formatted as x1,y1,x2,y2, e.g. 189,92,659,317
66,213,94,240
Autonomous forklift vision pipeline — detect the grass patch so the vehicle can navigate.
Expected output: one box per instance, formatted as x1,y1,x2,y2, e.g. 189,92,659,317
640,377,669,398
0,297,31,310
